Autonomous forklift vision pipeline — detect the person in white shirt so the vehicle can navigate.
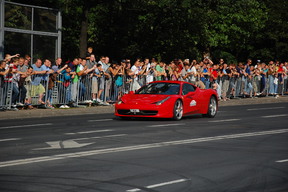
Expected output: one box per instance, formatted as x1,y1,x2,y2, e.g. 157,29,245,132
130,59,143,91
143,58,155,84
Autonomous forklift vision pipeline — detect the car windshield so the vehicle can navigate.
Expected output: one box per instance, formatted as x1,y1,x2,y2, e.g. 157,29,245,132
136,83,180,95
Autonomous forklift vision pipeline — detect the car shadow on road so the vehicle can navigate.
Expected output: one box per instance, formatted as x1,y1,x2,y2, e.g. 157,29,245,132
113,114,204,122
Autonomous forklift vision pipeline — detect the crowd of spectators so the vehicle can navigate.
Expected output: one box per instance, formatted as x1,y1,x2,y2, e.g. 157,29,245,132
0,47,287,111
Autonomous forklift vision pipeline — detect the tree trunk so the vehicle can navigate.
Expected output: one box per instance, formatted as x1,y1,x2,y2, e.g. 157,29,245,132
79,9,88,58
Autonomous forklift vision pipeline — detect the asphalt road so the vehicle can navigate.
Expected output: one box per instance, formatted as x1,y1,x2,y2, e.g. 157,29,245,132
0,102,288,192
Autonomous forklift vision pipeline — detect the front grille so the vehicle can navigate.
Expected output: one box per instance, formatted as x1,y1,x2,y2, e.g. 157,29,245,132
118,110,158,116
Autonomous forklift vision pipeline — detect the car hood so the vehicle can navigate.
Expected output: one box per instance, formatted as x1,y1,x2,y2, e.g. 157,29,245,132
122,94,172,105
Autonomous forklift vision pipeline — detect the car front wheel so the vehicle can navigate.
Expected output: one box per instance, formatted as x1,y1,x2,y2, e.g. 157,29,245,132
206,96,217,118
173,100,183,120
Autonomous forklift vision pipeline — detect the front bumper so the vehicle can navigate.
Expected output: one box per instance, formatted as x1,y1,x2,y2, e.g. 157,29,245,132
114,103,174,118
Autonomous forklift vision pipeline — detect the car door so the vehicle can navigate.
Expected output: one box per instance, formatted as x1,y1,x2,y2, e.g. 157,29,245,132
182,83,199,114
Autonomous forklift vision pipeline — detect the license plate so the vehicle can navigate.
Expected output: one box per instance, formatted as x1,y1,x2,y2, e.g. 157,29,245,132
130,109,140,113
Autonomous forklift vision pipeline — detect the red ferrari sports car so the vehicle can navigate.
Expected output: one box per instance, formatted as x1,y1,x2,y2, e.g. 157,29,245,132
115,81,218,120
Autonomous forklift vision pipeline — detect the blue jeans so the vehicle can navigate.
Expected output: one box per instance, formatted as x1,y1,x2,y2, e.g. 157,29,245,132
268,75,278,94
201,78,210,89
71,82,78,102
260,74,266,93
65,85,71,103
12,83,20,104
235,77,242,97
243,76,248,93
47,89,53,104
78,82,86,100
111,84,119,102
18,85,27,103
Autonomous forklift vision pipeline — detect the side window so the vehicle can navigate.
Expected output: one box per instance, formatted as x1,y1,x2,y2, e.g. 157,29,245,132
182,83,195,95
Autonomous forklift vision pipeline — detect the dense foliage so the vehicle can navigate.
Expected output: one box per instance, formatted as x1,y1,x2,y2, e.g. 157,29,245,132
8,0,288,63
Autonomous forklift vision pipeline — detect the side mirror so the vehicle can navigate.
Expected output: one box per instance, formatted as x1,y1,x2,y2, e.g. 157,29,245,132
129,91,134,94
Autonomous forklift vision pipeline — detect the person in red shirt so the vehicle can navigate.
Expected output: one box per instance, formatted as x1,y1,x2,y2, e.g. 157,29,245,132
174,59,183,72
210,64,218,82
277,63,285,95
277,63,284,73
210,64,221,99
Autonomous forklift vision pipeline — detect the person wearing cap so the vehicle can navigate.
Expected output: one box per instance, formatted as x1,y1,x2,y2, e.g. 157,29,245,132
98,56,109,72
121,59,126,67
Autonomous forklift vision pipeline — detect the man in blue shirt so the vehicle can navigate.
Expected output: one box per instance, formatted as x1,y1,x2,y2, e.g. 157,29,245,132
243,59,252,97
31,59,51,105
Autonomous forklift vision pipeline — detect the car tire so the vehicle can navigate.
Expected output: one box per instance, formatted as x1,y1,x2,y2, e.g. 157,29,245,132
173,100,183,120
204,96,217,118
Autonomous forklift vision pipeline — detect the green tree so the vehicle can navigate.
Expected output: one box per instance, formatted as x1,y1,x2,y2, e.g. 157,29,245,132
7,0,288,62
252,0,288,62
198,0,268,62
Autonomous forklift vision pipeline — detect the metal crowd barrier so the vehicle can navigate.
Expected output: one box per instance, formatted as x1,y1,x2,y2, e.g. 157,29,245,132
0,78,13,110
0,71,287,110
210,74,287,98
24,73,49,106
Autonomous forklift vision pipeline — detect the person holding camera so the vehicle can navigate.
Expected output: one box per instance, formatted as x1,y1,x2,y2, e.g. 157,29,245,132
155,62,167,81
219,63,232,101
92,64,110,105
143,58,155,84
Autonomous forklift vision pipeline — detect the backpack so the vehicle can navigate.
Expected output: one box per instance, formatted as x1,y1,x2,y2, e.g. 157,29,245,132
115,76,123,87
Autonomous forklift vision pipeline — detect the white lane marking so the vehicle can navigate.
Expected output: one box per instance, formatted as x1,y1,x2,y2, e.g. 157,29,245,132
127,179,188,192
208,119,240,123
74,134,127,141
34,140,94,150
65,129,113,135
0,138,21,142
1,129,288,168
33,134,126,150
276,159,288,163
147,123,185,128
247,107,285,111
88,119,113,122
0,123,53,130
262,114,288,118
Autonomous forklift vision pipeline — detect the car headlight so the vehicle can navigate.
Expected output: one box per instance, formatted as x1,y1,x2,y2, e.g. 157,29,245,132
117,99,124,104
153,96,170,105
